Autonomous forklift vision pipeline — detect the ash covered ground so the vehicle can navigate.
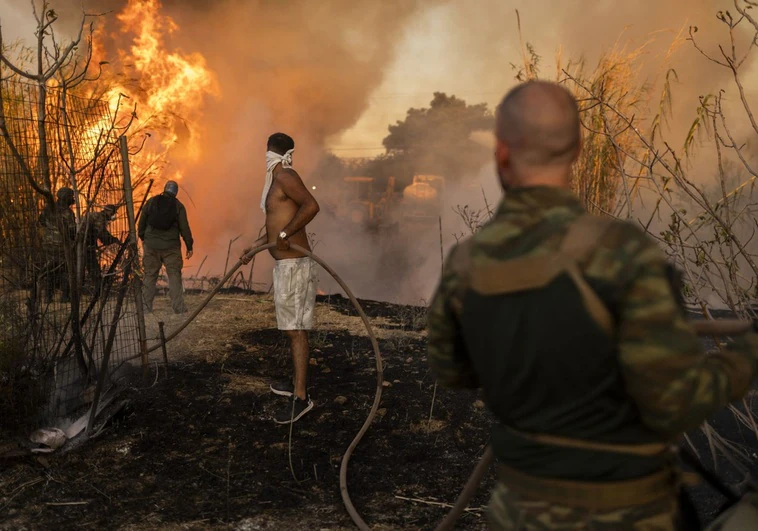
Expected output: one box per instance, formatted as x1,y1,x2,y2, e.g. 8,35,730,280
1,295,757,530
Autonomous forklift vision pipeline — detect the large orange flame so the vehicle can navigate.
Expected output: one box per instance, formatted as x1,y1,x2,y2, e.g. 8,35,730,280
88,0,218,187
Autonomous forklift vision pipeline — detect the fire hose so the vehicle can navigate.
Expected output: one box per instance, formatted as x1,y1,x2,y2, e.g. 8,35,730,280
146,242,758,530
145,243,383,530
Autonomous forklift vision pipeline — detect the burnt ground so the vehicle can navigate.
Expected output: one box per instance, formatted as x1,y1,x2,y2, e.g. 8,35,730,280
2,294,758,530
1,294,492,530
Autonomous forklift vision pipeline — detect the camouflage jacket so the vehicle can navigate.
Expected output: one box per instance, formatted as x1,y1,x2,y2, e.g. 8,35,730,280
39,202,76,249
82,211,120,248
427,186,758,480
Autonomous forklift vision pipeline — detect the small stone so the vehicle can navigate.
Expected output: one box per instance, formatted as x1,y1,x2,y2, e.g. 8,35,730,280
225,343,232,349
382,381,392,388
334,396,348,405
377,408,387,417
322,367,332,373
405,357,413,363
473,400,485,409
393,379,400,384
309,358,318,366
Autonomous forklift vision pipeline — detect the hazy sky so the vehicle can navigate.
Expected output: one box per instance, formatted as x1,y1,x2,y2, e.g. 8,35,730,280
0,0,507,158
324,3,507,158
2,0,756,160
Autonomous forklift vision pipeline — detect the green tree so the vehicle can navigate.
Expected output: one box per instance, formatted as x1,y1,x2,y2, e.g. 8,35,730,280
381,92,494,186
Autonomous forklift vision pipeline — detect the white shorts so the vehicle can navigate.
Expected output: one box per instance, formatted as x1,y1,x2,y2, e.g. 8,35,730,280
273,257,318,330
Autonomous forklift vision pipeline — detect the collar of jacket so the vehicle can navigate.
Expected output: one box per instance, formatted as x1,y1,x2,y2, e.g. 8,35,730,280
494,186,584,218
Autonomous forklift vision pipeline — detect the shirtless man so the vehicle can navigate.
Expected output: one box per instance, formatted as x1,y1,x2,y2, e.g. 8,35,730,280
242,133,320,424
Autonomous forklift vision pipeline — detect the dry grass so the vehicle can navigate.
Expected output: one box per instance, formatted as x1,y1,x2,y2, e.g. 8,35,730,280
141,293,421,371
222,373,270,395
142,294,278,364
410,419,447,434
514,21,685,217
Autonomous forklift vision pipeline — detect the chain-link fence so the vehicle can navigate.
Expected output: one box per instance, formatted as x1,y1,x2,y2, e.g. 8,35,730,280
0,79,146,429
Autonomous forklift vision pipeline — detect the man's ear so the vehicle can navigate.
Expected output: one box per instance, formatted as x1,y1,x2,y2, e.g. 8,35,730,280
495,140,509,169
494,140,512,190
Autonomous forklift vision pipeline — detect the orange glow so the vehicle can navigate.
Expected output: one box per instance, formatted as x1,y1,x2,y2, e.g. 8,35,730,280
114,0,218,159
81,0,218,194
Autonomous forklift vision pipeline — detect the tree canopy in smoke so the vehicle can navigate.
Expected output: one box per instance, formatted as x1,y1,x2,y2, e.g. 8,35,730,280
383,93,494,183
312,93,494,190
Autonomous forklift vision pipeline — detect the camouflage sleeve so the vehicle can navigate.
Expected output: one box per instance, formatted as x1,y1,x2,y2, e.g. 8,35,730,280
63,210,76,241
614,225,758,437
427,244,479,389
93,214,120,246
99,225,120,246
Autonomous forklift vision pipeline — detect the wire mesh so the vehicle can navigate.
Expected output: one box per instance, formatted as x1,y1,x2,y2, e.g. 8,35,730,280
0,79,144,428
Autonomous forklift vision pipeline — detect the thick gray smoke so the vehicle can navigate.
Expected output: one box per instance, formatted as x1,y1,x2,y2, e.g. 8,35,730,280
3,0,755,305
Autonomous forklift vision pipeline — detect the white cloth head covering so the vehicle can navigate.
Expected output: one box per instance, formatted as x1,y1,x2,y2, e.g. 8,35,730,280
261,149,294,212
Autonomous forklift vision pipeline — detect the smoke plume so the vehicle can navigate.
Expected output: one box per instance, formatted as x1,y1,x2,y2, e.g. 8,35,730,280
3,0,757,305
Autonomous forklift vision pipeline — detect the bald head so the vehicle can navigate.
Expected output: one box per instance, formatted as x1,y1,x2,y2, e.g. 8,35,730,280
495,81,581,179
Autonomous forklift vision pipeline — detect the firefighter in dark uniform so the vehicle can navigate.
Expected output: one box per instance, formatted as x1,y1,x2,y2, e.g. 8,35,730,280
82,204,121,295
39,187,76,302
138,180,194,314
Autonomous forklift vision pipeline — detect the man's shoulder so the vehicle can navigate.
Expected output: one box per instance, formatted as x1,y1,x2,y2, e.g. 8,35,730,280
275,167,303,183
143,196,158,211
468,213,660,266
583,216,667,284
593,217,660,258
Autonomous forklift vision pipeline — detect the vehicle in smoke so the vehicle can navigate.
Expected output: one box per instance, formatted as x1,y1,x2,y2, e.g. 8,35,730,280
321,173,446,232
401,174,446,223
326,176,400,231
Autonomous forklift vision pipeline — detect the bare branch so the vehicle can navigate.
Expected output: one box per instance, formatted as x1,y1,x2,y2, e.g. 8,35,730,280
688,26,730,67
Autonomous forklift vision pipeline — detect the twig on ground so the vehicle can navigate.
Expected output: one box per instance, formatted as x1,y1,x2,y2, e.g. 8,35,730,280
394,495,484,513
199,464,225,480
45,501,90,506
0,477,44,511
428,381,439,426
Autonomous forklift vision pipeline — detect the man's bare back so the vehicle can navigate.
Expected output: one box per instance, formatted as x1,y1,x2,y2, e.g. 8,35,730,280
264,164,318,260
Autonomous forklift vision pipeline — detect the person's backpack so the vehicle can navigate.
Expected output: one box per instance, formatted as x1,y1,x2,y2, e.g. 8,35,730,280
147,194,178,231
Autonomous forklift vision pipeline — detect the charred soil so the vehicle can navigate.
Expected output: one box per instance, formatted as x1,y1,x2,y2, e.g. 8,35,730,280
1,294,491,530
2,295,757,530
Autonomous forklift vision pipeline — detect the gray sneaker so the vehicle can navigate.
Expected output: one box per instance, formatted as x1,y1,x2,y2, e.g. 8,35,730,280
273,395,314,424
